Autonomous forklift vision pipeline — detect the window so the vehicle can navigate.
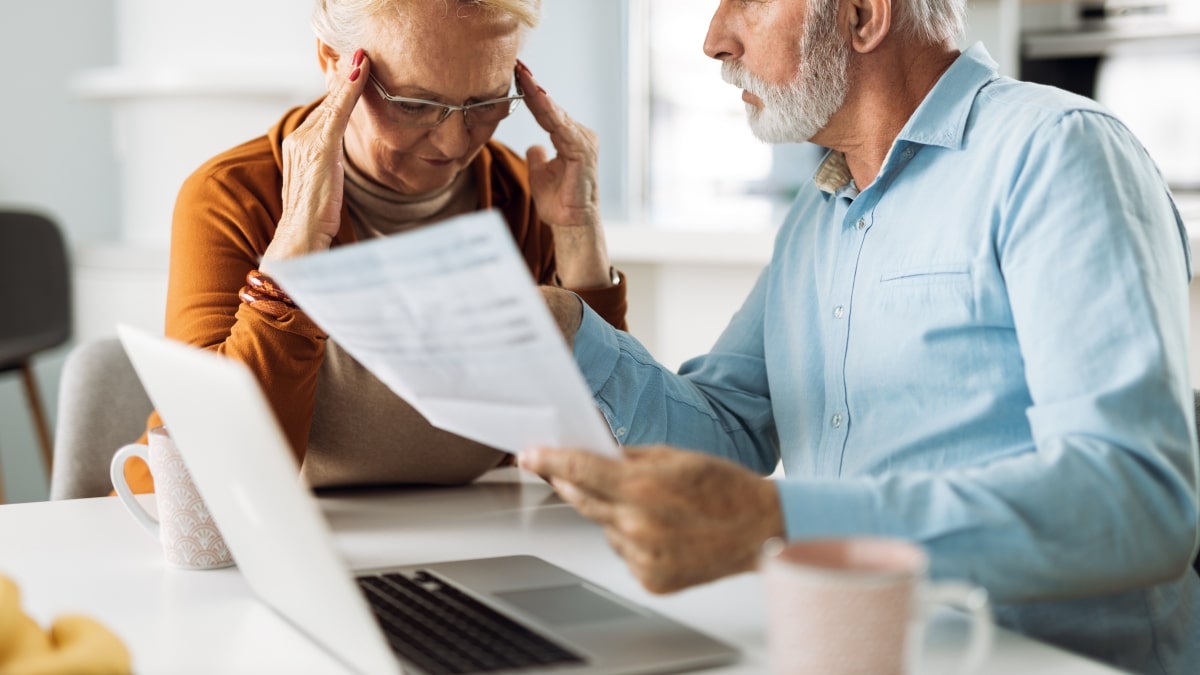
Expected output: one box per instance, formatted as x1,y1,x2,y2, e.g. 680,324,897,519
635,0,823,230
495,0,823,230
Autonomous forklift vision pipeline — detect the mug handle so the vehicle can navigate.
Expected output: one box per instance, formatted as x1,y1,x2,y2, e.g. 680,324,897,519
110,443,160,540
921,580,993,674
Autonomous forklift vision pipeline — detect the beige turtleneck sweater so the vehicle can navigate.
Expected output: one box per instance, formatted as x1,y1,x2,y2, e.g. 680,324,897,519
302,156,506,488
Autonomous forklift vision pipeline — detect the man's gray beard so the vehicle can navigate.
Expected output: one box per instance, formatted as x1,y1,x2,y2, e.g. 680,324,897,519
721,10,850,144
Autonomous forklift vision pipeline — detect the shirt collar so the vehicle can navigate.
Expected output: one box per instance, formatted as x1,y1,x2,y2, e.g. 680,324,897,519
812,42,1000,195
896,42,999,150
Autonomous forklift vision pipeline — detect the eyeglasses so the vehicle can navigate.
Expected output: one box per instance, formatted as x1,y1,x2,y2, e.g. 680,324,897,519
369,73,524,128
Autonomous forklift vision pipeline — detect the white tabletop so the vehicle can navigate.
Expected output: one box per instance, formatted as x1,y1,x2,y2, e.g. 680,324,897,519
0,469,1124,674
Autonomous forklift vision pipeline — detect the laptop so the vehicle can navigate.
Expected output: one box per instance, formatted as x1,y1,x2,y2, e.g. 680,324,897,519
115,325,740,675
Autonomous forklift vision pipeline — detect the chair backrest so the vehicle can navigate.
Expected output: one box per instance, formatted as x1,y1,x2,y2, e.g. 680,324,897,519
50,337,154,499
0,210,71,371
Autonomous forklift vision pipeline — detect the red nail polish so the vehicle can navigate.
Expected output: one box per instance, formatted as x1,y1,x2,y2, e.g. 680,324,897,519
537,86,547,95
516,59,532,76
352,48,364,67
349,67,361,82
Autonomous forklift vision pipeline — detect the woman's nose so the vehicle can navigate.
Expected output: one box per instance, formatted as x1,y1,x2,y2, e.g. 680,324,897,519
427,111,473,157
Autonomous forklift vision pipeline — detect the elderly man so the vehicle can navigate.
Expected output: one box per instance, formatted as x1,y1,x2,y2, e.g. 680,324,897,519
521,0,1200,672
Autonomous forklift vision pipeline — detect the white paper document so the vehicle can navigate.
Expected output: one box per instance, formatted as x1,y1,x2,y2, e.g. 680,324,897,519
263,209,619,458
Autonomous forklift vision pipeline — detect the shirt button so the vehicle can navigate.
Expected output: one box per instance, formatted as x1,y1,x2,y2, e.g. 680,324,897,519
615,426,627,438
856,218,866,231
833,305,845,319
902,147,914,160
831,413,843,429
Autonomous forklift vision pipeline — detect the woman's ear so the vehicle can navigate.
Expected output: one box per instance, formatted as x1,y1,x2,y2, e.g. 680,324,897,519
846,0,891,54
317,39,341,74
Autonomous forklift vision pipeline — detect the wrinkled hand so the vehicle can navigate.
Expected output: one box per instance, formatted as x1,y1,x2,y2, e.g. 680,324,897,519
517,60,599,231
517,60,612,289
538,286,584,346
264,48,371,262
519,445,785,593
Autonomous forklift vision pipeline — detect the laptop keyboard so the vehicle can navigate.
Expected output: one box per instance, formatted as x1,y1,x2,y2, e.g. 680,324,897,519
357,570,586,674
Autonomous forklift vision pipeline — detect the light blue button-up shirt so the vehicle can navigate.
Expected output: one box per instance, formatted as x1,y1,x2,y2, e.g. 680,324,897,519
574,44,1199,673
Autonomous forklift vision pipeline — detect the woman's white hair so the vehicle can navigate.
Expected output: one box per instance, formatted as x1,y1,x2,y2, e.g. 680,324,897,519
892,0,967,45
312,0,541,53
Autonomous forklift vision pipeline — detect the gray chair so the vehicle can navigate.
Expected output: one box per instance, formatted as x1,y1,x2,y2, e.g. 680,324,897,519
0,209,72,502
49,337,153,500
1194,391,1200,577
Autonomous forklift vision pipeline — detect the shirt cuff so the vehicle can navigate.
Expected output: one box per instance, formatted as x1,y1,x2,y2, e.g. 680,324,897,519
573,303,623,398
572,270,628,331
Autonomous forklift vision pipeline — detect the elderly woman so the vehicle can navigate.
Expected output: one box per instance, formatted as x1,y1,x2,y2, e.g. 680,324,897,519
120,0,626,493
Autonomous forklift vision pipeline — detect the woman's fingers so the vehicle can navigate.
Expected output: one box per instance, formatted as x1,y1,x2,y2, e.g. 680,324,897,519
516,59,601,231
516,59,559,130
314,48,371,141
516,60,590,155
267,48,370,260
526,144,550,173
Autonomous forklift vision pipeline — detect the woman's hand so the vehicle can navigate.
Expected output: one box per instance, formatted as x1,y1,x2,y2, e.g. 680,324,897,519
517,60,614,289
263,48,371,262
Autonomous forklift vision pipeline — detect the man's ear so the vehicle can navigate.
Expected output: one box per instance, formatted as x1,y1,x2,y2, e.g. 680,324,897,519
317,39,341,74
845,0,891,53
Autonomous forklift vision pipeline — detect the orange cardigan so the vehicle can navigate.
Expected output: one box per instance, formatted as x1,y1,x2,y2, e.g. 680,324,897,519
123,100,627,492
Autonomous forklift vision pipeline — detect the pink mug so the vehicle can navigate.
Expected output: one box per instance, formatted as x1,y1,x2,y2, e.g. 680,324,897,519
110,426,234,570
761,537,992,675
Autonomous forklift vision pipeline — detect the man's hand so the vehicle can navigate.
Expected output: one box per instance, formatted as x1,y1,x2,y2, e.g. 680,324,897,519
519,445,785,593
539,286,584,346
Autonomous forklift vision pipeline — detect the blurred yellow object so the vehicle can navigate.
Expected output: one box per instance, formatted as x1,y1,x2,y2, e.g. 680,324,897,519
0,576,131,675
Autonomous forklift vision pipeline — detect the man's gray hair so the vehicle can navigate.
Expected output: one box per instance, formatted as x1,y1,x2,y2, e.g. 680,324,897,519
892,0,967,45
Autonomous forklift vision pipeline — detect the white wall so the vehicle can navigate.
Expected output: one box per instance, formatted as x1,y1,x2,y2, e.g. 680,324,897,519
0,1,120,242
0,0,117,503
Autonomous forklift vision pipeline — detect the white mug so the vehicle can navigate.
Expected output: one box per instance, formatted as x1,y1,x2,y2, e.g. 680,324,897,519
110,426,234,570
761,537,992,675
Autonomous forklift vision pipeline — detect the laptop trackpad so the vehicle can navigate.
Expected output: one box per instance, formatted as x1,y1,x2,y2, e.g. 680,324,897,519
495,584,640,625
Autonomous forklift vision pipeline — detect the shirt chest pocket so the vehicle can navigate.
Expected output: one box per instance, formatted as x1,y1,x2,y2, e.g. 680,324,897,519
873,262,975,319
